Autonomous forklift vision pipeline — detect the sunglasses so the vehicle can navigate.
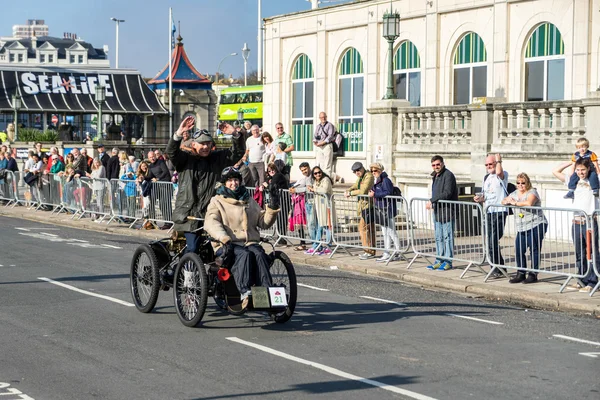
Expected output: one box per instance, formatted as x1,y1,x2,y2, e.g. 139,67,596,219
516,182,526,185
485,163,495,166
431,163,441,167
313,171,322,175
370,169,380,172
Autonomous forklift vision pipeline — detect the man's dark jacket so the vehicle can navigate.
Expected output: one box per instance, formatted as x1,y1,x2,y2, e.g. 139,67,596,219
6,158,18,172
147,159,171,182
106,155,121,180
166,135,233,232
430,166,459,223
99,152,110,168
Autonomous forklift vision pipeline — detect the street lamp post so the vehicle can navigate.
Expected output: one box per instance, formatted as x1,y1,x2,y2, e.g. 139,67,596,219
216,52,238,84
12,94,22,142
242,43,251,86
382,1,401,100
95,85,106,139
110,17,125,68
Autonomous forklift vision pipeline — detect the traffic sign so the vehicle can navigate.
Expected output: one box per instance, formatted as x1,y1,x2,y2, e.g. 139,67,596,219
51,115,58,124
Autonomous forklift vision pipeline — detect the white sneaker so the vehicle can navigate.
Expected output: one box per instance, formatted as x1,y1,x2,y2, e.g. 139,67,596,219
376,253,390,262
358,252,375,260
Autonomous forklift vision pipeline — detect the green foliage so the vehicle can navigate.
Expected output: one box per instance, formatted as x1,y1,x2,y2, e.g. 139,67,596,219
16,128,59,143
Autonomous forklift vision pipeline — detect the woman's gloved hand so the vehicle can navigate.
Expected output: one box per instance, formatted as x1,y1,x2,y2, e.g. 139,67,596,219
221,241,235,268
268,187,280,209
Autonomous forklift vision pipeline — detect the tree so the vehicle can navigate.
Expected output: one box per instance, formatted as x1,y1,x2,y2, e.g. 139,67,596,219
236,69,261,85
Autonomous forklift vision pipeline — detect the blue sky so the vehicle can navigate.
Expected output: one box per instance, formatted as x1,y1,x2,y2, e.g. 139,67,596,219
4,0,353,78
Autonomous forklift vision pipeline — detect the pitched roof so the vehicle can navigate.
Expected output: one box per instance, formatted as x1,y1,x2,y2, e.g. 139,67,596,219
0,36,106,59
148,35,212,90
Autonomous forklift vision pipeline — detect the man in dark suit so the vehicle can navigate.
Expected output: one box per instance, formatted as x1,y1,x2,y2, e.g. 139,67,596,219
106,148,121,180
97,144,110,168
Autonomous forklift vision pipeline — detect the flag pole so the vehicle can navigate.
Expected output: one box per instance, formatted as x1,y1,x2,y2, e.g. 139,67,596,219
168,7,173,136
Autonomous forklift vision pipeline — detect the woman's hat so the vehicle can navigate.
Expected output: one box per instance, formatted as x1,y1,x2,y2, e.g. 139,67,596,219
369,162,384,171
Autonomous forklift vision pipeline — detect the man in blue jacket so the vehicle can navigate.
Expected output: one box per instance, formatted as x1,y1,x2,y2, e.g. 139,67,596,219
426,155,458,271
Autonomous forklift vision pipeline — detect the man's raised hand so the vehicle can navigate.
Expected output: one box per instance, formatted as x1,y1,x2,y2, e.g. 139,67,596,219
176,116,195,136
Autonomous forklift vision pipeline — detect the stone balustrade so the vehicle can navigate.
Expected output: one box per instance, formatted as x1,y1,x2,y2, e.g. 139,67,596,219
399,105,472,148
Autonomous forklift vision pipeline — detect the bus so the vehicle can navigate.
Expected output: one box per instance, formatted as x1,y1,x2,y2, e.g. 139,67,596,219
217,85,263,127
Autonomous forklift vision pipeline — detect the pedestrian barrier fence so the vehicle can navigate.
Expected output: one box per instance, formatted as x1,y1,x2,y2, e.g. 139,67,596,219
408,198,486,277
246,186,277,239
330,194,411,263
36,173,65,212
485,204,597,293
108,178,144,227
590,211,600,297
277,189,325,251
78,177,112,222
0,170,17,206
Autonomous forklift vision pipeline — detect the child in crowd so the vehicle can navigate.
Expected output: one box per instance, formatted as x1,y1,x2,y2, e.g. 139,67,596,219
273,141,287,164
564,137,599,199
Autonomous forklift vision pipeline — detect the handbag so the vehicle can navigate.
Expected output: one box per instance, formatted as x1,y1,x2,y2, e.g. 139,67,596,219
24,172,38,186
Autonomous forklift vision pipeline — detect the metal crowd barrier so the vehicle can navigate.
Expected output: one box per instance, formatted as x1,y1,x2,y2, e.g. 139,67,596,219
35,173,63,211
13,171,38,208
408,198,486,276
276,189,326,251
591,211,600,297
330,194,411,263
145,180,175,229
108,178,144,228
78,177,112,222
484,204,597,292
246,186,277,239
0,170,17,206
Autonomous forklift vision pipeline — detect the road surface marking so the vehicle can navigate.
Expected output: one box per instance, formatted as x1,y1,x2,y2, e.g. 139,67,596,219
101,244,123,249
360,296,406,306
226,337,438,400
446,314,504,325
70,239,89,243
553,335,600,347
14,227,30,231
40,232,58,237
579,352,600,358
298,283,329,291
38,277,134,307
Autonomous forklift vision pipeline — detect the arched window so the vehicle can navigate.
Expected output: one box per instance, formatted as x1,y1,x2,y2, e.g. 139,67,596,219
453,32,487,104
525,23,565,101
339,48,364,152
394,41,421,106
291,54,315,151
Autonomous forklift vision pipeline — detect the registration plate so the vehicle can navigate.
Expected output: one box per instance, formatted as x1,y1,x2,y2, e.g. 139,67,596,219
268,287,288,307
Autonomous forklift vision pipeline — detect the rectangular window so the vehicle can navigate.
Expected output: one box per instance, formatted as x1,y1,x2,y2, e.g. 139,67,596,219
547,59,565,101
292,82,303,119
48,54,53,63
304,81,314,119
525,61,544,101
9,54,14,62
70,55,75,63
395,73,407,101
453,68,470,104
78,55,83,63
339,78,352,117
40,54,45,63
352,77,364,116
408,72,421,106
17,54,23,62
472,66,487,99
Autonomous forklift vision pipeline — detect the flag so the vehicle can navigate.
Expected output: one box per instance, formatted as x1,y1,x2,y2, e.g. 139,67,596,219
171,15,176,48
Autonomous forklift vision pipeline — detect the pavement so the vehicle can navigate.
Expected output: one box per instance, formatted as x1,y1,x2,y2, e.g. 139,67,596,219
2,204,599,318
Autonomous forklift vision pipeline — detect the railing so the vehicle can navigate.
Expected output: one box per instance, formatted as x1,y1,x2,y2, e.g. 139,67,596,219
399,106,472,146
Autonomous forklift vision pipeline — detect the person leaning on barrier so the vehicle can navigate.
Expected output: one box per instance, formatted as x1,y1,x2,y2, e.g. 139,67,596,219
289,162,316,251
553,158,600,293
166,116,235,254
106,148,121,181
501,172,547,284
474,153,510,277
204,167,280,310
345,162,376,260
5,150,18,173
369,163,401,262
426,155,458,271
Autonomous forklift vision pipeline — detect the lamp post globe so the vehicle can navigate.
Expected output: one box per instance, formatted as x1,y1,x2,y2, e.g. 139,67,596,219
242,43,251,86
382,2,401,100
95,85,106,138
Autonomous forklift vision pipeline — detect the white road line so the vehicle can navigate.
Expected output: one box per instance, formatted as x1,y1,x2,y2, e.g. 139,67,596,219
298,283,329,291
14,227,30,231
40,232,59,237
101,244,123,249
553,335,600,347
446,314,504,325
360,296,406,306
37,277,134,307
579,352,600,358
70,239,89,243
226,337,438,400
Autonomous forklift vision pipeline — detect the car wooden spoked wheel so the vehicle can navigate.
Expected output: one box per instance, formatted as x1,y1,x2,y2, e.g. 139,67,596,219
130,244,161,313
173,253,209,327
269,251,297,323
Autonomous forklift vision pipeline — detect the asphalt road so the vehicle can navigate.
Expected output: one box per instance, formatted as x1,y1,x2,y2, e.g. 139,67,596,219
0,215,598,400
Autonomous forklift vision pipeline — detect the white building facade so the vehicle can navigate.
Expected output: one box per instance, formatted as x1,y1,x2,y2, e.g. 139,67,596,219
263,0,600,189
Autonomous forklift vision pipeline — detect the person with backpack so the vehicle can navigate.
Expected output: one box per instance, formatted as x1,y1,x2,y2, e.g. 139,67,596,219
368,163,402,262
426,155,459,271
313,112,335,177
474,153,510,277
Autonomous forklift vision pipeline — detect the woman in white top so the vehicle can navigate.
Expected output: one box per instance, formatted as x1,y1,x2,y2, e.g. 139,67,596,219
501,173,547,284
553,158,599,292
88,158,106,221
